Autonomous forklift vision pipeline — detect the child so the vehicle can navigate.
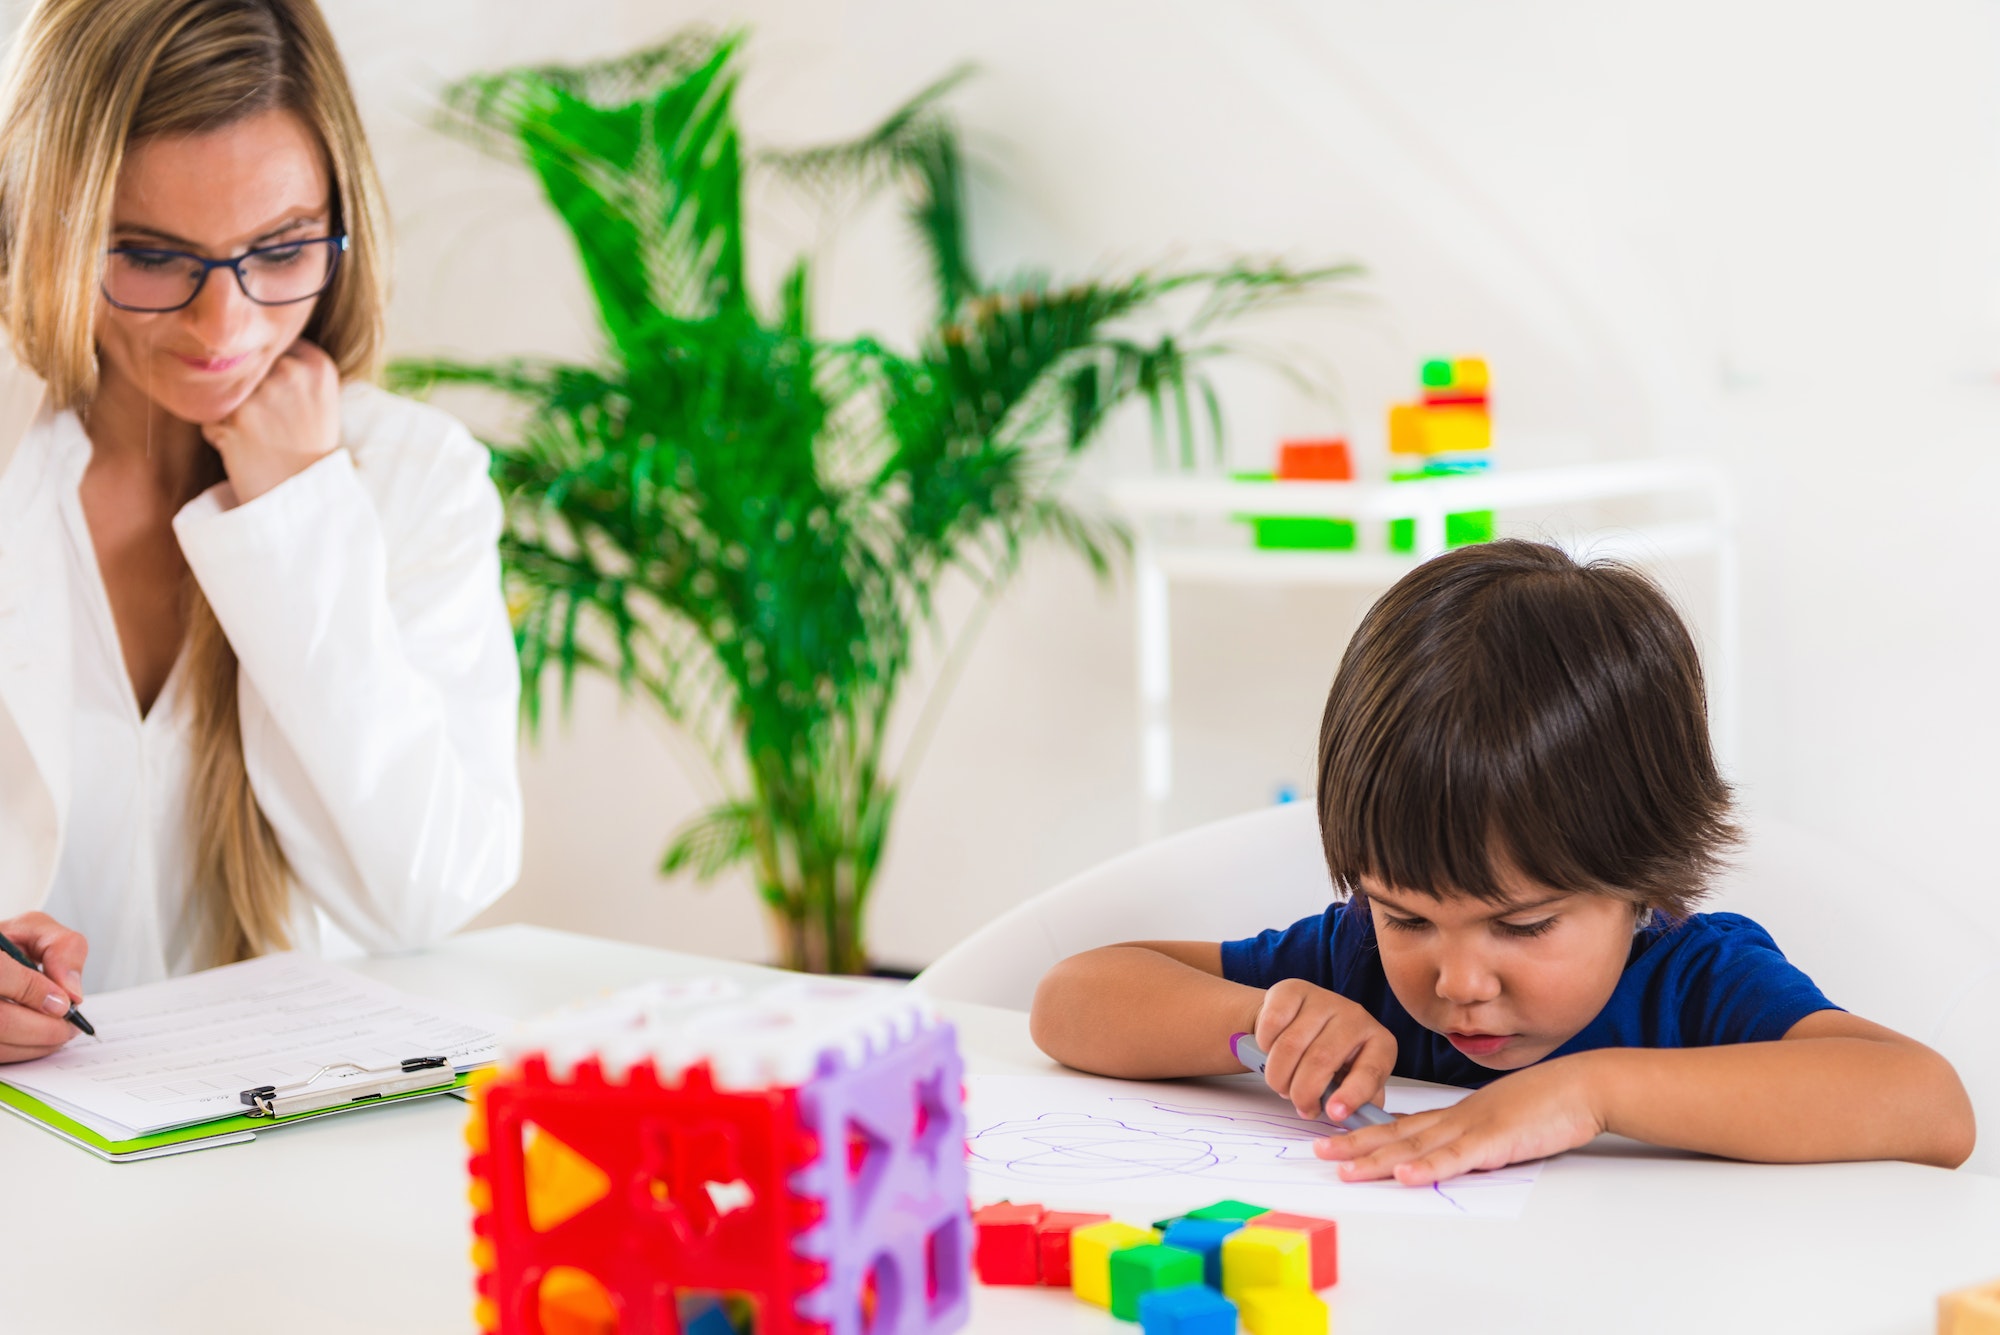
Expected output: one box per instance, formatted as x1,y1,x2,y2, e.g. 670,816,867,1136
1030,540,1974,1184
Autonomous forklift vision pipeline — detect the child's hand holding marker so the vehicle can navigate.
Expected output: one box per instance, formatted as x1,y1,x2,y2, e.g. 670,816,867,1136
1246,978,1397,1123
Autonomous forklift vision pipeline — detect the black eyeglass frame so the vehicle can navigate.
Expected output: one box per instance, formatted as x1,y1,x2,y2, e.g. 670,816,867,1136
100,233,349,313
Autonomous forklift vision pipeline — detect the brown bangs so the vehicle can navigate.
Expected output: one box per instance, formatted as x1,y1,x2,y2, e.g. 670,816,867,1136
1316,540,1738,920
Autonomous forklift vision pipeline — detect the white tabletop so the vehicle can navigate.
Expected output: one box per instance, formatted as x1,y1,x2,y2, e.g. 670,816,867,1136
5,924,1997,1335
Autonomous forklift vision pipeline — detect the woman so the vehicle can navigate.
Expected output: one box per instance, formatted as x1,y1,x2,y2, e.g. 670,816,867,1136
0,0,522,1061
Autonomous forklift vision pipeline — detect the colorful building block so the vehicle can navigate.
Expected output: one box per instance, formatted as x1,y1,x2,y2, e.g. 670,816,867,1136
1251,1213,1337,1289
1138,1285,1239,1335
1418,404,1490,454
1109,1244,1205,1321
1220,1227,1313,1301
1035,1212,1110,1287
1186,1199,1272,1223
1387,402,1429,456
1070,1221,1161,1309
1391,355,1493,459
972,1202,1044,1286
1231,470,1356,552
1387,509,1494,554
468,976,972,1335
1250,516,1357,551
1239,1286,1329,1335
1941,1278,2000,1335
1160,1218,1245,1289
1277,439,1353,481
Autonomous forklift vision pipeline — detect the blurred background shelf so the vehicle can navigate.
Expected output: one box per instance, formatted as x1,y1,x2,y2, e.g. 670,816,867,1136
1105,458,1737,835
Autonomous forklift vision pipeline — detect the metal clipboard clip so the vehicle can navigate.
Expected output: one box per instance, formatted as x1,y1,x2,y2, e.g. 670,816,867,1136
238,1056,454,1119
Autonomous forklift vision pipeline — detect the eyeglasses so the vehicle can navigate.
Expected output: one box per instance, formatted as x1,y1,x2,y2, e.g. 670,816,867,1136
101,234,348,313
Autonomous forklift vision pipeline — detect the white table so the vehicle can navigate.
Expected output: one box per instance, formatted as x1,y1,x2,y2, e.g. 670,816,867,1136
6,924,1996,1335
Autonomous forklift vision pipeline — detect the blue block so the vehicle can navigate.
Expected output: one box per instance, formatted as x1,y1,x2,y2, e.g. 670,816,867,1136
1138,1285,1238,1335
1162,1217,1246,1289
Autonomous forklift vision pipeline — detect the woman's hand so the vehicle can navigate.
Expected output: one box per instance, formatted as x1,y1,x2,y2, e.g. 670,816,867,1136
0,912,88,1063
202,339,341,504
1313,1053,1606,1185
1254,979,1398,1121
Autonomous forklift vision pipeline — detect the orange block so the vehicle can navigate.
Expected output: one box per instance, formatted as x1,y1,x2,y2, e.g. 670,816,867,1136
1388,403,1428,455
1277,439,1353,481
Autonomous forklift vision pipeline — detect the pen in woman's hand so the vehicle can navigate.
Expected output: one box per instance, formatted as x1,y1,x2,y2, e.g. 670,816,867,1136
0,931,95,1036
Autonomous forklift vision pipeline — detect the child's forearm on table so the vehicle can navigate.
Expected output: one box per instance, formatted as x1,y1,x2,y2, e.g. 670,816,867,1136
1581,1036,1975,1169
1030,945,1262,1079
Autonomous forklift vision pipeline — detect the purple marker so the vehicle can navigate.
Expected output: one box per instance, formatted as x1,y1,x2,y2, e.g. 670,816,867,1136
1230,1032,1395,1133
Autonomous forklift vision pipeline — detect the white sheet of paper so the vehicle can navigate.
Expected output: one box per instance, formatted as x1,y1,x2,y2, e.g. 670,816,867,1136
0,953,504,1137
965,1072,1544,1219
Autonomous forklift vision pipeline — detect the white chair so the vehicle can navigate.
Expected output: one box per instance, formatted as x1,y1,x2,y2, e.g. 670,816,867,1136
912,802,2000,1176
912,802,1331,1013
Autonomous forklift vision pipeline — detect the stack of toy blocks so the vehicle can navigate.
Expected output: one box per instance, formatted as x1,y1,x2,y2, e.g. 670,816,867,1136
1387,357,1495,553
972,1198,1336,1335
1941,1277,2000,1334
468,975,972,1335
1233,438,1357,551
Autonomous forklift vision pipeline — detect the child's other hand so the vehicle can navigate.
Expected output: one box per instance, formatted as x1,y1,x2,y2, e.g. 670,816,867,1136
1312,1054,1606,1185
1254,978,1397,1121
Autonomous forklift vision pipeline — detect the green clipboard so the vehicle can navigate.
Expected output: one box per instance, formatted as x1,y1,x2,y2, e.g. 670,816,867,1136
0,1070,479,1161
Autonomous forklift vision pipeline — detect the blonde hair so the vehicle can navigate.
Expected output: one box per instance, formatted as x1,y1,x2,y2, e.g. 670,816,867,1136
0,0,390,965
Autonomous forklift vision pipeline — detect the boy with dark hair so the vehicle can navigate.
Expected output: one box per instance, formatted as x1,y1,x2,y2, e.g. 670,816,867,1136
1031,541,1973,1181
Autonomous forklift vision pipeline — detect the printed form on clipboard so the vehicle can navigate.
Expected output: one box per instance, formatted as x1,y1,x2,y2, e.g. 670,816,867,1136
0,952,506,1160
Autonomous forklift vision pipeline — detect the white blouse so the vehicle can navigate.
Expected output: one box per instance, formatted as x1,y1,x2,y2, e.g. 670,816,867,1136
0,381,524,990
40,409,200,989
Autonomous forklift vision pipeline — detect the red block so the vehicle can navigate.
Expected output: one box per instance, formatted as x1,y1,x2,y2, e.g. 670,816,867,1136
1254,1211,1339,1289
1035,1211,1112,1287
973,1202,1046,1285
1420,389,1489,409
1277,438,1353,481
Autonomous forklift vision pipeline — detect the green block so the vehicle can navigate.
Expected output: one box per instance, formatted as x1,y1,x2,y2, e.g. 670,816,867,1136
1186,1199,1272,1223
1151,1213,1187,1233
1108,1244,1205,1322
1250,517,1356,550
1388,510,1494,554
1231,471,1355,551
1420,358,1455,387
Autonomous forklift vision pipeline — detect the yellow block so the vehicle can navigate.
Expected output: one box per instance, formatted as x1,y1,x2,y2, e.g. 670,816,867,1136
1419,404,1490,454
1240,1286,1330,1335
1222,1227,1313,1301
1941,1278,2000,1335
1070,1221,1161,1308
1452,357,1490,391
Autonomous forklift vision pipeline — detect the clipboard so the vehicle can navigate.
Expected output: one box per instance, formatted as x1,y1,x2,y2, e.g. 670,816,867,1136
0,1066,480,1162
0,953,504,1161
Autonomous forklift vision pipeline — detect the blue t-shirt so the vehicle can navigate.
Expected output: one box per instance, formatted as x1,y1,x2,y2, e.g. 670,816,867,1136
1220,902,1839,1089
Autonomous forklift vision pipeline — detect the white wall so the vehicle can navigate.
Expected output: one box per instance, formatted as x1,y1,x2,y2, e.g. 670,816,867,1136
37,0,2000,965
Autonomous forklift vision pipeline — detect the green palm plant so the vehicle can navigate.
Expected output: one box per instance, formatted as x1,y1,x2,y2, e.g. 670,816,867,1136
390,31,1359,973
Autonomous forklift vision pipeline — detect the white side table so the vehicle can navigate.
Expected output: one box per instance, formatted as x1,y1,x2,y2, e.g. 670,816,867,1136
1106,458,1736,837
